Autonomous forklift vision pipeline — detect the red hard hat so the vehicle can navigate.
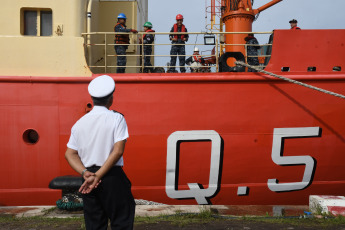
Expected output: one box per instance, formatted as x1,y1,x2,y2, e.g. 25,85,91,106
176,14,184,20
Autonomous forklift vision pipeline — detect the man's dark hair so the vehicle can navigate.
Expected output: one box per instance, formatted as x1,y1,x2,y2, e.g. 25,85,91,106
91,94,113,106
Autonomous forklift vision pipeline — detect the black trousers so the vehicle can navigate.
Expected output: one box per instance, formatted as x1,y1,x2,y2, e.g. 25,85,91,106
169,44,186,72
115,45,127,73
143,46,153,71
82,166,135,230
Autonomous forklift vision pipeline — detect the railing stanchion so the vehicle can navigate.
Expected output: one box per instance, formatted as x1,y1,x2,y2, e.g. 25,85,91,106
104,33,107,73
141,33,144,73
245,43,248,72
216,34,219,73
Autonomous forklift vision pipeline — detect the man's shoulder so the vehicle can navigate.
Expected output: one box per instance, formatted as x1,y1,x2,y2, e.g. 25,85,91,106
114,24,125,30
71,113,89,130
111,110,125,118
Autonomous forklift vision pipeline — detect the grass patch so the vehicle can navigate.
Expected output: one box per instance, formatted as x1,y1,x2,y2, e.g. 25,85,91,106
135,209,218,227
0,215,85,229
135,211,345,228
242,214,345,228
1,210,345,229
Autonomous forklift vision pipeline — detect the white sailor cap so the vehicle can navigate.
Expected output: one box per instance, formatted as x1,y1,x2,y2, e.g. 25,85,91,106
88,75,115,98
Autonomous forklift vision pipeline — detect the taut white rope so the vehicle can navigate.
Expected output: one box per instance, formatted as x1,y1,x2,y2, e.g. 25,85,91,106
235,61,345,100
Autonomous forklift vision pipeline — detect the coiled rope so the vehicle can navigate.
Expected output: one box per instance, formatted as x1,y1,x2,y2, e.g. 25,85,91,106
235,61,345,100
56,193,83,211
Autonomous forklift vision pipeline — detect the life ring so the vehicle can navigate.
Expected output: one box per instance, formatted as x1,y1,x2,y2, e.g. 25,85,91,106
219,52,245,72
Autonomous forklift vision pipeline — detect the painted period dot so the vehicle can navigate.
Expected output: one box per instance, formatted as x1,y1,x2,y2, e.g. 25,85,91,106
237,186,249,196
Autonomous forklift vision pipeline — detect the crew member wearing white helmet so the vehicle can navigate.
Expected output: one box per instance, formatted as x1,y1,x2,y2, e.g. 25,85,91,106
114,13,138,73
65,75,135,229
186,47,205,72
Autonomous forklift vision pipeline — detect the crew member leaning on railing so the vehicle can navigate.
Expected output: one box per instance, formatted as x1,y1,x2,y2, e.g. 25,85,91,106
114,13,137,73
244,34,260,72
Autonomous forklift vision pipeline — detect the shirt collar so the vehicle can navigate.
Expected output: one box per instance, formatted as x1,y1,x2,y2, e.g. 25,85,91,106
91,106,109,113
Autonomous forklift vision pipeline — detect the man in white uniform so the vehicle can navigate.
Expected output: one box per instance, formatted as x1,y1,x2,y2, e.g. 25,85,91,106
65,75,135,230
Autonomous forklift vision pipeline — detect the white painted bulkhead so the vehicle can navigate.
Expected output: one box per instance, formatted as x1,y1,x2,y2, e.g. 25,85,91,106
0,0,148,77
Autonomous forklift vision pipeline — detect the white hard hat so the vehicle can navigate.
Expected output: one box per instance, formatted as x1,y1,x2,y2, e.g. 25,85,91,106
88,75,115,98
191,62,202,68
194,47,199,52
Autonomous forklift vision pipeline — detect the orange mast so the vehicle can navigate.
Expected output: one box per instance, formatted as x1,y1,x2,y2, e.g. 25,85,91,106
221,0,282,63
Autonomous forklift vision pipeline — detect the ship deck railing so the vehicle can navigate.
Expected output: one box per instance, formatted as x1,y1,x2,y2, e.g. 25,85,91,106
81,31,273,73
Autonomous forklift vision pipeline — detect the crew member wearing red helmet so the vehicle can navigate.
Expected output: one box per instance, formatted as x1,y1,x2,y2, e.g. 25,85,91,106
168,14,189,73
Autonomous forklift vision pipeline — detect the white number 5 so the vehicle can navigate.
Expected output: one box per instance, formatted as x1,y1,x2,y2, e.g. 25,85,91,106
268,127,321,192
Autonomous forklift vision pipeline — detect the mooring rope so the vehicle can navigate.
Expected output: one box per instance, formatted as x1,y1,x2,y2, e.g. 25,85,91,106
235,61,345,100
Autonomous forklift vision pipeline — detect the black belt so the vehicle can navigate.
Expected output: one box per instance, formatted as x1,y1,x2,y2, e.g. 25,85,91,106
87,165,100,170
87,165,121,170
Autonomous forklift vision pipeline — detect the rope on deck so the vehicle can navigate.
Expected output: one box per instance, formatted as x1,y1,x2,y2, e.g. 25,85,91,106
235,61,345,100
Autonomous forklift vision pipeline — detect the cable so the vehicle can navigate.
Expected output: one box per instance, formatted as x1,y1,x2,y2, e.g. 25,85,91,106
235,61,345,100
194,32,200,51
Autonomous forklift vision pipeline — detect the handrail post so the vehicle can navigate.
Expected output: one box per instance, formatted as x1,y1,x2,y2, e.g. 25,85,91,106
105,33,107,73
244,35,247,72
87,34,92,68
216,34,219,73
141,33,144,73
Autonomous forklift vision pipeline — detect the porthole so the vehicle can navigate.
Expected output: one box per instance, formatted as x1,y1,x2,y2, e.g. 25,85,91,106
85,103,93,113
307,67,316,72
23,129,39,144
333,66,341,72
281,67,290,72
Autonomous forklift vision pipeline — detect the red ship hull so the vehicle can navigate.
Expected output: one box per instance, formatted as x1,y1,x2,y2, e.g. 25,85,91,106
1,30,345,206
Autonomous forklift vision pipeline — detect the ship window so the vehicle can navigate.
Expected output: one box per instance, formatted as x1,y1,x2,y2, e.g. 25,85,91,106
281,67,290,72
41,11,52,36
307,67,316,72
22,9,52,36
24,11,37,36
85,103,93,113
333,66,341,72
23,129,39,144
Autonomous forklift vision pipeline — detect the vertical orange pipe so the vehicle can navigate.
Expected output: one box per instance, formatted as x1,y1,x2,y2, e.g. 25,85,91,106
222,0,254,55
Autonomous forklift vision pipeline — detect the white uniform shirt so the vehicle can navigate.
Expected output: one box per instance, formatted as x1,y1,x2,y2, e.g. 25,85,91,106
67,106,129,167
